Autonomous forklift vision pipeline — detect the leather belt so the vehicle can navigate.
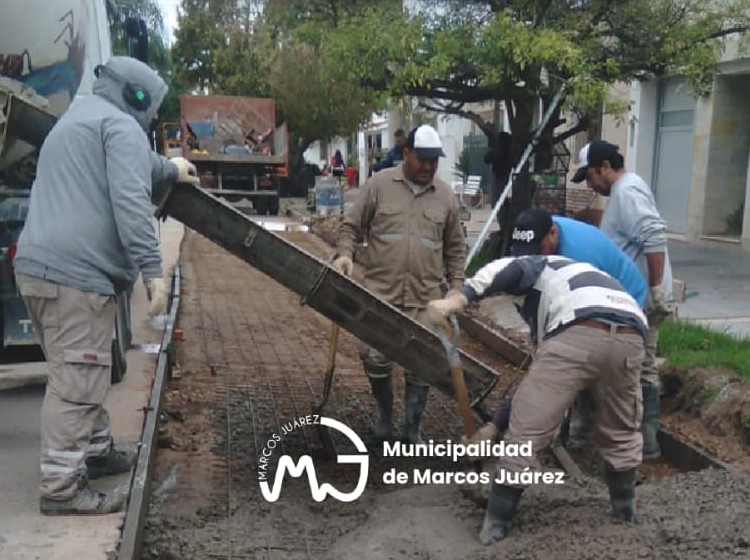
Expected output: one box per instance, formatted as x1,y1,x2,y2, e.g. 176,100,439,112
576,318,640,336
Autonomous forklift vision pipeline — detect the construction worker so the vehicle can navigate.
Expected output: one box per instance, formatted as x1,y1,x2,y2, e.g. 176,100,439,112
333,124,465,444
427,255,647,545
14,56,199,515
572,140,672,460
372,128,407,172
508,208,648,444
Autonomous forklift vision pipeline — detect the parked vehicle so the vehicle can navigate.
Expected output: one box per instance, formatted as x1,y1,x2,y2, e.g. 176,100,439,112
178,95,289,215
0,0,148,382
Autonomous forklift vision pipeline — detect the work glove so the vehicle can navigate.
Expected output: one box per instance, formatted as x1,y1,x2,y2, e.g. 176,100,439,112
170,157,200,185
648,285,671,327
144,277,169,317
426,290,468,332
332,255,353,276
462,423,499,462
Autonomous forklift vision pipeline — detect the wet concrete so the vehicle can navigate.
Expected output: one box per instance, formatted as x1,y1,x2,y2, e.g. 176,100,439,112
143,229,750,560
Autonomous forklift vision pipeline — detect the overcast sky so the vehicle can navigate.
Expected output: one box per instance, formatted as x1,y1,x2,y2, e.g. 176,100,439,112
157,0,179,43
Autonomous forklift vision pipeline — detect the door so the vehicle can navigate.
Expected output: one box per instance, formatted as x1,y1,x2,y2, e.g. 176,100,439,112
652,78,695,234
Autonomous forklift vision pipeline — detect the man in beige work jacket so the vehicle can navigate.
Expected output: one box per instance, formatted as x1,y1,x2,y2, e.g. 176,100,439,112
334,125,466,443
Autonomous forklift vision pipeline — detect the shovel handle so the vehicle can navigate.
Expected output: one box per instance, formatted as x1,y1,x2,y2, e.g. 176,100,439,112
435,315,476,438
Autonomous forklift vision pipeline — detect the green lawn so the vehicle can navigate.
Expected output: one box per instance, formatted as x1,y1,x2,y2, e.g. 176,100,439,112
658,320,750,379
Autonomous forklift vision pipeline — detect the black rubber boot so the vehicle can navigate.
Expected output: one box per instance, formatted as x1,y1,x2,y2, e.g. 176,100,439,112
366,373,393,440
479,483,523,545
402,381,429,444
641,383,661,460
605,467,636,521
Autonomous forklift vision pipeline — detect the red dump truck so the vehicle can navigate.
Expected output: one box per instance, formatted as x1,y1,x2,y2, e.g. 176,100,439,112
179,95,288,215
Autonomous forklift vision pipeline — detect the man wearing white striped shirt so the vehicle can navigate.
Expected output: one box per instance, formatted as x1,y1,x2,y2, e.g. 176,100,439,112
427,255,647,545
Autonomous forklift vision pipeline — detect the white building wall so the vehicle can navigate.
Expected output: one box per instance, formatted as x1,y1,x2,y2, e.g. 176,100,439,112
626,80,659,185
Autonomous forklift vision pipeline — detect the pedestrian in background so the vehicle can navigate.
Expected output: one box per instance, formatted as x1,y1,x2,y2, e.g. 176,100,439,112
572,140,673,460
333,125,465,444
14,56,199,515
373,128,407,172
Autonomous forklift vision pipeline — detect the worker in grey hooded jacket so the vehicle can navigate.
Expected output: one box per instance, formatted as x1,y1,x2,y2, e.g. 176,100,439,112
14,56,198,516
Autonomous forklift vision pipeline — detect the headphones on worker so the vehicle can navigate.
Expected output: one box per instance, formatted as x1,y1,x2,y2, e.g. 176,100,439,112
94,64,151,111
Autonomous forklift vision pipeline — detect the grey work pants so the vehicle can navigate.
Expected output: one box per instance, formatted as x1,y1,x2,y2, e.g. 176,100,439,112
357,307,430,386
16,274,115,500
498,324,645,483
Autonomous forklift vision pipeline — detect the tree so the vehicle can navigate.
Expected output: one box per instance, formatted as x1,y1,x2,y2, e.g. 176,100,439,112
323,0,750,249
259,0,388,187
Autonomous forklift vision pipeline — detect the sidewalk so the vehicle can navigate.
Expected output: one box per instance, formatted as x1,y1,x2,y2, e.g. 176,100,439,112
668,240,750,339
0,218,184,560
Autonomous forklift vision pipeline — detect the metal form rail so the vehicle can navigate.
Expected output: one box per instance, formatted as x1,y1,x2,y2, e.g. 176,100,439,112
152,182,499,419
118,267,182,560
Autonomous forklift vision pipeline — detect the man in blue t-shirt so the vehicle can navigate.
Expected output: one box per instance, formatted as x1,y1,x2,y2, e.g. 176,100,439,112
509,208,647,306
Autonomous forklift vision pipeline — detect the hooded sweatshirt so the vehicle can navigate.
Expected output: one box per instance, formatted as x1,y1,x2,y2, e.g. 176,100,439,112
15,57,178,295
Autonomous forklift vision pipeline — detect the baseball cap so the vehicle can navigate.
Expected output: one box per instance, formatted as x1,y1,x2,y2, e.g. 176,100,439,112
407,125,446,158
510,209,553,256
571,140,621,183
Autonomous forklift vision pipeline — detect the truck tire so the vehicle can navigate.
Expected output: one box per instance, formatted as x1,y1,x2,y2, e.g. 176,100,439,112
268,196,280,216
255,196,269,215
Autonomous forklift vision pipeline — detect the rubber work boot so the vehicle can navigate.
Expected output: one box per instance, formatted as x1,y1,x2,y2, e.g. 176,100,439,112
40,485,127,516
479,483,524,545
366,373,393,440
568,389,595,448
605,467,636,521
86,444,138,479
641,383,661,460
402,381,429,444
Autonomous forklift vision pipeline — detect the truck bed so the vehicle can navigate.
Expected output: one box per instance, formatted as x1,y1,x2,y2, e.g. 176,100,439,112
187,152,287,166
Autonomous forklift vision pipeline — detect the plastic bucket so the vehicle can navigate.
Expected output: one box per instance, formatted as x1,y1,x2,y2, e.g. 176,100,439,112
315,178,341,216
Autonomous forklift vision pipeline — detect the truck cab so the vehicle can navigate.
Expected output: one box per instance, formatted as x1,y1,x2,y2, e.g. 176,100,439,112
0,0,148,381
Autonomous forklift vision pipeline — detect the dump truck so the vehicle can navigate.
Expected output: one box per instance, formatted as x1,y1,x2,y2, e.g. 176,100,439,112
178,94,289,215
0,0,149,382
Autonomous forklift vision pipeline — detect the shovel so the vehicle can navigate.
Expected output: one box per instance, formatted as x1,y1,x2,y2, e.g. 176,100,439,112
312,322,340,459
435,315,486,506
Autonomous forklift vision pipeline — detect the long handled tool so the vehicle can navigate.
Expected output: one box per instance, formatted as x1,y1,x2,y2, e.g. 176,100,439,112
435,315,487,505
312,322,340,459
436,315,476,438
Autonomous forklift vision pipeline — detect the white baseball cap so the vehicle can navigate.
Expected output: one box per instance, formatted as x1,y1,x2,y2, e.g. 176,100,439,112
407,125,445,158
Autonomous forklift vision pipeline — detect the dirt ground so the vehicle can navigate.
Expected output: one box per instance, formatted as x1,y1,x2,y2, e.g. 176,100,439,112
142,230,750,560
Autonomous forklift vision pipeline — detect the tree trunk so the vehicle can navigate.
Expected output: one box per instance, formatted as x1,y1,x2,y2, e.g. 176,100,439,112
287,138,313,196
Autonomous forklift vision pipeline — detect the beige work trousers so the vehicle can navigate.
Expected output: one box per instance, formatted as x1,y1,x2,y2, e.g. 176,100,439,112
16,274,116,500
358,307,430,386
498,324,645,482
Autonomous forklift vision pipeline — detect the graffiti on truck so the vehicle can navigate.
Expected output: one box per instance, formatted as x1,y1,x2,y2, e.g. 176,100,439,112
0,9,86,101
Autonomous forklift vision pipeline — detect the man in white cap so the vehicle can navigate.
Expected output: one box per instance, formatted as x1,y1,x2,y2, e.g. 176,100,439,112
571,140,673,460
333,125,466,443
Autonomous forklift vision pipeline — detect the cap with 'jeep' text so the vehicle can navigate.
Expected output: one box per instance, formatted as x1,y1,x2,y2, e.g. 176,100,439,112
510,209,553,256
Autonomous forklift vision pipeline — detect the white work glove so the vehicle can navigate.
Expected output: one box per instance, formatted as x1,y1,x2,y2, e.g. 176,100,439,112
462,423,499,462
426,290,469,332
170,157,200,185
648,285,671,327
144,277,169,317
332,255,353,276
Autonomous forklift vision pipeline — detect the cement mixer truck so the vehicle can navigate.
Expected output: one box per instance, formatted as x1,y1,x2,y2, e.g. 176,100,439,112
0,0,149,382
